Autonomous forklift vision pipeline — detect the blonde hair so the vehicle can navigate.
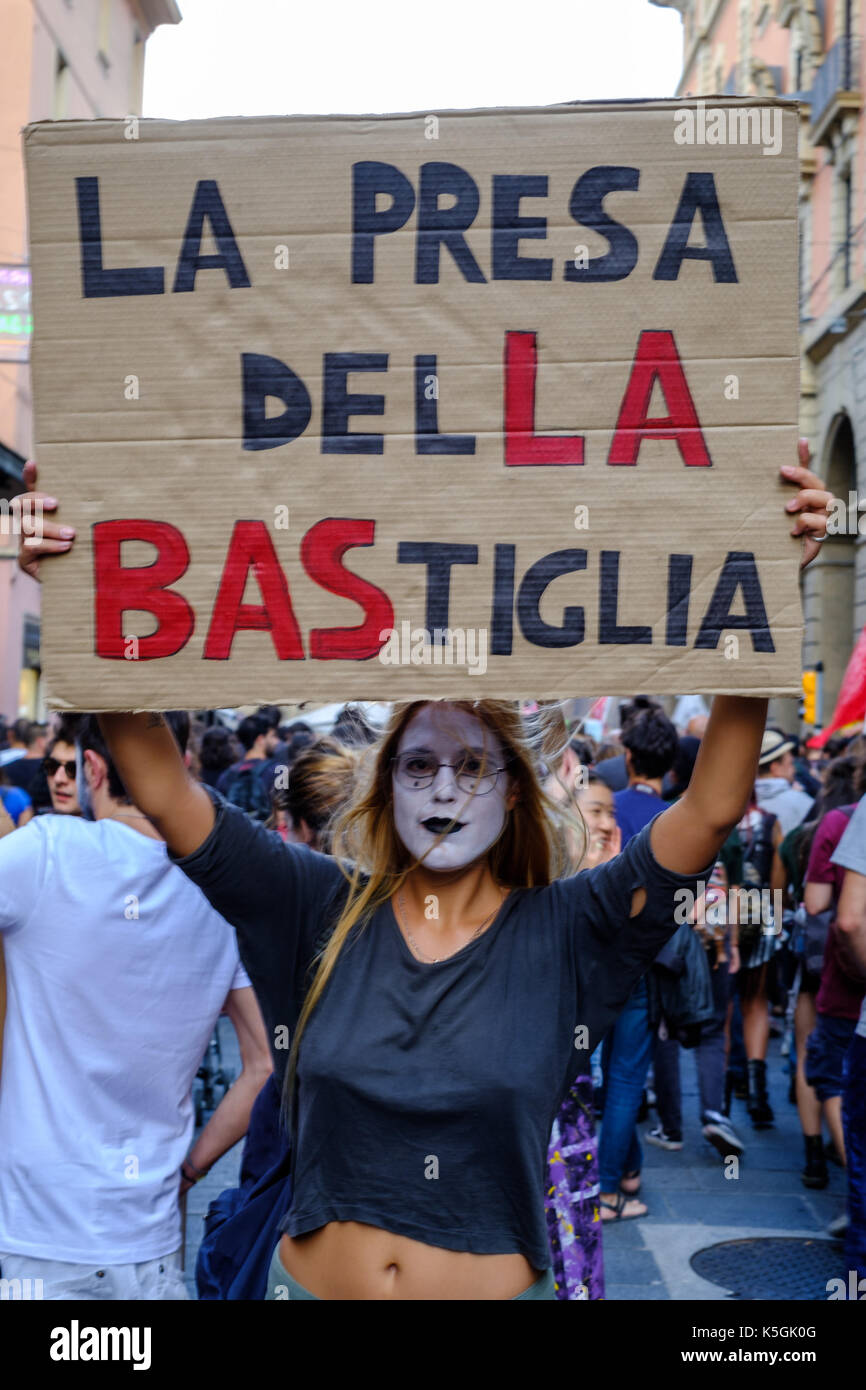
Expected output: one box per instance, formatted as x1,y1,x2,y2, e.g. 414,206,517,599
284,700,585,1113
268,736,360,852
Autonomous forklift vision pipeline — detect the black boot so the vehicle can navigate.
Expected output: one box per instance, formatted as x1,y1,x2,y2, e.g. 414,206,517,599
746,1059,775,1128
802,1134,828,1189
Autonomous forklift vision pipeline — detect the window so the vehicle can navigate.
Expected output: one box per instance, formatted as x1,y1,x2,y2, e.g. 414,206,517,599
22,618,41,673
129,30,145,115
700,42,712,93
53,52,69,119
738,0,753,94
798,202,812,321
832,162,855,299
843,168,853,290
98,0,111,71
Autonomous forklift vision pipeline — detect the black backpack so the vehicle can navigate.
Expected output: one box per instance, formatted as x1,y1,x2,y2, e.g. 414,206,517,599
740,807,777,890
650,922,716,1048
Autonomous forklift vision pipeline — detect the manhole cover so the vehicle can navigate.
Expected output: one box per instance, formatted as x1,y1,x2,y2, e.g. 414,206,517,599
690,1238,846,1301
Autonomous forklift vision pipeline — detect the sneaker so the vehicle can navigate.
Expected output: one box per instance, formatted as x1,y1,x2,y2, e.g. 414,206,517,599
701,1111,745,1158
827,1212,848,1240
645,1126,683,1151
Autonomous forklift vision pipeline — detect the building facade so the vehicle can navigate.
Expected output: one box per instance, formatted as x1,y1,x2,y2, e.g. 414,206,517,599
652,0,864,731
0,0,180,721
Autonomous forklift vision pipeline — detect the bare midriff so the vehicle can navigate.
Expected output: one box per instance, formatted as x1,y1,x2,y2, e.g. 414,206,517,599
278,1223,538,1300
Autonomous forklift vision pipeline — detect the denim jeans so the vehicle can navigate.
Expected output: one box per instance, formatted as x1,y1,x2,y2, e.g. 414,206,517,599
598,976,653,1191
654,949,731,1131
843,1033,866,1281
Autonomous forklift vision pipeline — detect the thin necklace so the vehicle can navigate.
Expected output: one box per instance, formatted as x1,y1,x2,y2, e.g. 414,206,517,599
396,889,504,963
107,809,152,823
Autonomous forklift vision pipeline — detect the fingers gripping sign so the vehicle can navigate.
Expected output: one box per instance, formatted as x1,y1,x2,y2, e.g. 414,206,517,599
14,460,76,581
780,438,833,570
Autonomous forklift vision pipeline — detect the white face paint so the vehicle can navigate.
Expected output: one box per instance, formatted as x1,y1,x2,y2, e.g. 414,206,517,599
392,705,511,872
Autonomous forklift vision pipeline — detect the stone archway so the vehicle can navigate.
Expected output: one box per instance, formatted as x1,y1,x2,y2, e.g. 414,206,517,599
815,412,857,722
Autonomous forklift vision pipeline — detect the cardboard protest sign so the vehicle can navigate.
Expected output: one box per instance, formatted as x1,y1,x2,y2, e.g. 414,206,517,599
24,99,801,711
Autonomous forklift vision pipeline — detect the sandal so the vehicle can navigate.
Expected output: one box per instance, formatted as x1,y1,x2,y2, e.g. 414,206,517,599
599,1190,648,1222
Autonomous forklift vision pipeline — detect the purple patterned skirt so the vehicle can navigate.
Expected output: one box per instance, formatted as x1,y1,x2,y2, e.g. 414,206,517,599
545,1075,604,1300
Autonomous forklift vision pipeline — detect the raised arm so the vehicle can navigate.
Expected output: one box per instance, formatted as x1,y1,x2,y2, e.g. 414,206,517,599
13,461,215,856
651,695,767,876
98,712,215,858
652,444,832,877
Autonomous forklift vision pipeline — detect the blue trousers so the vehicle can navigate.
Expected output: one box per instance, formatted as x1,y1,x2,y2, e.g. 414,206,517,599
598,977,653,1192
654,950,731,1129
843,1033,866,1281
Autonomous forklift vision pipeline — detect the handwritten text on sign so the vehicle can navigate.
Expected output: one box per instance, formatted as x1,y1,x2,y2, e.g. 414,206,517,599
24,105,801,705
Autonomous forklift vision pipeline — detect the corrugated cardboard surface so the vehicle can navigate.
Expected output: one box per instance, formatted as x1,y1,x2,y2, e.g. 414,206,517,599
24,101,802,710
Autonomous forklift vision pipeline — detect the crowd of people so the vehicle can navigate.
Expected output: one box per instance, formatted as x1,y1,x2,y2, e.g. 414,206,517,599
1,687,863,1300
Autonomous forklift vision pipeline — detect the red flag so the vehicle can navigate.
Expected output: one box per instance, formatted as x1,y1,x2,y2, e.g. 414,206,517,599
810,625,866,748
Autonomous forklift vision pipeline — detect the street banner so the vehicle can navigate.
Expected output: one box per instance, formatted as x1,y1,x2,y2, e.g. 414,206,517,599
0,265,31,362
24,99,802,711
811,625,866,747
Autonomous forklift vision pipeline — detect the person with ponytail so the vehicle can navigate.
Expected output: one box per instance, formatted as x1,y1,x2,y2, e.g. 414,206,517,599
266,737,361,852
14,450,832,1301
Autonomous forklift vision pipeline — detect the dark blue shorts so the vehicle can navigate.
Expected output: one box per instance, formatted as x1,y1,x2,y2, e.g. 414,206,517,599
806,1014,858,1101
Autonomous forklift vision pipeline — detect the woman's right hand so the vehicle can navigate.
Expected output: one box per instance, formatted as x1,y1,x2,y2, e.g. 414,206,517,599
13,461,215,857
14,460,76,581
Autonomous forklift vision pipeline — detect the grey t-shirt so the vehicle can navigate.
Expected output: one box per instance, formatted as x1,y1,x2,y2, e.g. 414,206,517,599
830,794,866,1040
170,786,711,1270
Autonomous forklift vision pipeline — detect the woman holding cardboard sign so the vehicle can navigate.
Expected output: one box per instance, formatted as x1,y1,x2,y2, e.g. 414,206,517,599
16,449,831,1301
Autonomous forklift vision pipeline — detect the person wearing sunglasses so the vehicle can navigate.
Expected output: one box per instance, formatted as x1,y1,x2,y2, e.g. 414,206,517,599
42,720,82,816
13,448,833,1301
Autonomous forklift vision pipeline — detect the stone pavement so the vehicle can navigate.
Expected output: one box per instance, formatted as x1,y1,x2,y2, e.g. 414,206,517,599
601,1033,849,1300
182,1022,849,1299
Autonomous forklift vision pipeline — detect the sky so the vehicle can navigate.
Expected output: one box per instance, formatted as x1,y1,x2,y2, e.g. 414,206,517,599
142,0,684,119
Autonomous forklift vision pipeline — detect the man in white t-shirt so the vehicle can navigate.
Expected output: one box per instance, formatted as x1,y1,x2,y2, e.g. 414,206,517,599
0,712,271,1300
831,796,866,1283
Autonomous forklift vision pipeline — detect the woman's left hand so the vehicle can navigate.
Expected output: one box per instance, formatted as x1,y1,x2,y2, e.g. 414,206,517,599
782,439,834,571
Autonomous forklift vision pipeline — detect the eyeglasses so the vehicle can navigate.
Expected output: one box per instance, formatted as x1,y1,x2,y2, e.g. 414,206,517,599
43,757,77,779
392,751,508,796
